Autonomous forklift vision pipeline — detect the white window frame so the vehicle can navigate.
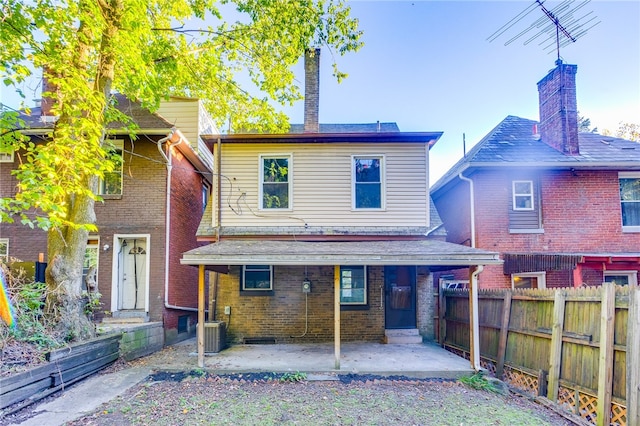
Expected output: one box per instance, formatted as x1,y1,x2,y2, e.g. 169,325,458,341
512,180,534,211
0,149,14,163
511,271,546,289
352,155,385,210
83,237,100,291
0,238,8,263
242,265,273,291
604,270,638,287
340,265,367,305
619,172,640,232
259,154,292,210
99,139,123,196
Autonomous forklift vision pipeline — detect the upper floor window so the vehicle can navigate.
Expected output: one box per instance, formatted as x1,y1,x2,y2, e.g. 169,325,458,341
340,265,367,305
0,238,8,264
0,148,14,163
99,140,123,196
509,178,542,233
260,155,291,209
512,181,534,210
353,155,384,209
620,173,640,231
242,265,273,291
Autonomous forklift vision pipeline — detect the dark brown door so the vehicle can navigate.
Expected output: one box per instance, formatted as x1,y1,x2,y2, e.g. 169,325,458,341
384,266,416,329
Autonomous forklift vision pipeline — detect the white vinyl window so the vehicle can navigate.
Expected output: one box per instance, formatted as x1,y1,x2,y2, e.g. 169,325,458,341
260,155,291,209
0,148,14,163
242,265,273,291
512,181,534,211
83,237,99,292
340,266,367,305
620,172,640,231
511,272,546,289
99,140,123,196
353,155,385,209
0,238,8,263
604,271,638,286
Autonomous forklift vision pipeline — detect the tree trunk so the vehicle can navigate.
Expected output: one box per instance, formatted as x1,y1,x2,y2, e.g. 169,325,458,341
45,177,97,342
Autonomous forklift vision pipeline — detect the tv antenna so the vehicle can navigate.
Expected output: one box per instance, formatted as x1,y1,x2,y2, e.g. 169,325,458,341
487,0,600,62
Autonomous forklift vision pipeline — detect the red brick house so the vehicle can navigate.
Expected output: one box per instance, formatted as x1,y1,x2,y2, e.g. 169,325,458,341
431,61,640,290
0,95,213,345
181,50,501,368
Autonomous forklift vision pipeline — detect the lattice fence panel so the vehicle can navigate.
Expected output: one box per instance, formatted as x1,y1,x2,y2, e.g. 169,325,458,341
578,392,598,424
610,403,626,426
502,366,538,395
557,386,576,413
481,359,496,376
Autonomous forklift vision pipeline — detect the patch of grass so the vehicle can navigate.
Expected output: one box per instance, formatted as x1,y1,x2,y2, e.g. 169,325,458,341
279,371,306,382
459,371,502,393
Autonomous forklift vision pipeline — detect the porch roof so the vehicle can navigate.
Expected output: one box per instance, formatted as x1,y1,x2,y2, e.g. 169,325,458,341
181,239,501,267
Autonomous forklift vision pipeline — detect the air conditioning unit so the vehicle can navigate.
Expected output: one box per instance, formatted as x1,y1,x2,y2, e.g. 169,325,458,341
203,321,226,353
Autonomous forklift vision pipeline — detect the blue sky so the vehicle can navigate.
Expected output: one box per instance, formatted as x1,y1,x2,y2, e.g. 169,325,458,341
280,0,640,183
2,1,638,184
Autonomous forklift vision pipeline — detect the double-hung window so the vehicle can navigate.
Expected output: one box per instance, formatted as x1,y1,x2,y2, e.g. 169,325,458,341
620,173,640,231
260,155,291,209
0,238,8,264
242,265,273,292
99,140,123,196
0,148,14,163
512,181,534,210
604,271,638,286
340,266,367,305
511,272,546,289
353,155,384,209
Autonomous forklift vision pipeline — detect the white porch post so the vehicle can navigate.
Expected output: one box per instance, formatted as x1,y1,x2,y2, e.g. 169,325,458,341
334,265,341,369
469,265,482,370
197,264,205,368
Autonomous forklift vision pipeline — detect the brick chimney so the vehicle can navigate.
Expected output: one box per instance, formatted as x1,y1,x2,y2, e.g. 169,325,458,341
40,68,60,119
537,60,579,155
303,48,320,133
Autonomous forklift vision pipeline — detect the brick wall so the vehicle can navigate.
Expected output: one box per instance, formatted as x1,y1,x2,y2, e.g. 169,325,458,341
215,265,386,343
434,168,640,289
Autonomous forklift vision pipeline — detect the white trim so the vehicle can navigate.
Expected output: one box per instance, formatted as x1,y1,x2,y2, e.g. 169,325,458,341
511,271,546,289
512,180,534,211
258,153,292,210
604,270,638,286
110,234,151,313
351,154,386,211
619,173,640,230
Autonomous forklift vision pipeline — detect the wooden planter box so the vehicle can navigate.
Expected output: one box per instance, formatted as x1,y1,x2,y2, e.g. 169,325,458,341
0,333,122,412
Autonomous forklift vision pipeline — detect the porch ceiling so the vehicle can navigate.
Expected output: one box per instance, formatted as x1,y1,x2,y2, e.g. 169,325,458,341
181,239,502,267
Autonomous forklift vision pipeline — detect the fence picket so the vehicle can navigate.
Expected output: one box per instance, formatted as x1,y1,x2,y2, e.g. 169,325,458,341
596,283,615,426
628,286,640,426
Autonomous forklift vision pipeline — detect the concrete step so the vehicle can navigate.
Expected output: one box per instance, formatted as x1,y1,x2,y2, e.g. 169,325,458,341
102,316,146,324
384,329,423,344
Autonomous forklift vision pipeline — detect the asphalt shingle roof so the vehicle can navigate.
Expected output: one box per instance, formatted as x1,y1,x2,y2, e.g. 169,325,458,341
432,115,640,192
288,122,400,133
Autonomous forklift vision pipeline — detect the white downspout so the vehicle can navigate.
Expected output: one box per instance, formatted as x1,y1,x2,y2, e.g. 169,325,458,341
459,171,481,370
157,128,198,313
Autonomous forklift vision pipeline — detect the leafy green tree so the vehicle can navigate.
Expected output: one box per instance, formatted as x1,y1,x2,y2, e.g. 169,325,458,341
578,114,597,133
0,0,362,340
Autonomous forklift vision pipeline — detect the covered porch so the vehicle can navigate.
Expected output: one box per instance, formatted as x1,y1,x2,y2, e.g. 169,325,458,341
181,239,501,370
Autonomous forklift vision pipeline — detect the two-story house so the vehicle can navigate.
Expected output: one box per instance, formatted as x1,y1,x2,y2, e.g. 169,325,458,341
181,49,501,368
0,94,214,345
431,60,640,290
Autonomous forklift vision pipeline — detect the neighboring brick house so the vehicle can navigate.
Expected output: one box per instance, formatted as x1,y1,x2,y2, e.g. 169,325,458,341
0,94,214,344
431,61,640,290
181,50,501,367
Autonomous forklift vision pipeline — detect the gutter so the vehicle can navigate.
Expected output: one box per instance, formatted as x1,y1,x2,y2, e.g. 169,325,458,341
458,172,476,248
157,128,200,313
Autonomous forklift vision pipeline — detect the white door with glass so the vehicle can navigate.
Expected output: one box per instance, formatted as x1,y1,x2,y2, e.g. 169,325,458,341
111,235,150,312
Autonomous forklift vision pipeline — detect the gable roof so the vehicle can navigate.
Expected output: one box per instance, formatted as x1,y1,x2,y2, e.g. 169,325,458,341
431,115,640,193
17,93,174,133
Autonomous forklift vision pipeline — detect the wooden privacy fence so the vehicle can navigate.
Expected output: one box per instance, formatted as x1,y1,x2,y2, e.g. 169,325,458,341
439,284,640,426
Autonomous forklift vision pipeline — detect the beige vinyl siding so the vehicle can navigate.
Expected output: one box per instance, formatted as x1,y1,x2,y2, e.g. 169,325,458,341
157,97,201,144
215,142,429,228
